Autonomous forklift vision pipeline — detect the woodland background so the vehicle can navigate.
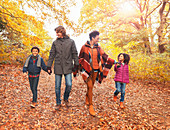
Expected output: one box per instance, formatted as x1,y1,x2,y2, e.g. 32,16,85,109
0,0,170,129
0,0,169,84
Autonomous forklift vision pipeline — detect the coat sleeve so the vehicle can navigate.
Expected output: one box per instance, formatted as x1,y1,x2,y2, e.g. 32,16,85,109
23,60,28,73
114,64,117,72
41,58,48,72
72,40,79,66
99,47,116,64
23,66,28,73
47,42,56,67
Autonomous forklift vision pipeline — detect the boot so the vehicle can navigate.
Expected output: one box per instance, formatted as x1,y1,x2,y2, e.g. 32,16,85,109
120,102,123,108
85,95,89,105
30,102,36,108
89,105,96,116
55,104,62,111
113,95,117,102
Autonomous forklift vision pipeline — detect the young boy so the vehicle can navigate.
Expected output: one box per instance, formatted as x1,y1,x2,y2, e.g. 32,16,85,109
23,46,49,108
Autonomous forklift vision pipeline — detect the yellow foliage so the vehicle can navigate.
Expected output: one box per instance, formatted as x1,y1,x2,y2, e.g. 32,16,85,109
100,42,169,83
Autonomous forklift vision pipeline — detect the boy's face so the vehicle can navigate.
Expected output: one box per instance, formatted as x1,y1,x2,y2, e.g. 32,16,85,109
32,49,39,56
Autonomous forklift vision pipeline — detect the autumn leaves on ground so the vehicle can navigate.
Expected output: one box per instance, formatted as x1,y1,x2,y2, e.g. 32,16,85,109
0,65,169,129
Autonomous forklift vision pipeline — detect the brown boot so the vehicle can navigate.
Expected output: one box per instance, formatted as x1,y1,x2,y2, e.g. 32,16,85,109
85,95,89,105
120,102,123,108
30,102,36,108
89,105,96,116
113,95,117,102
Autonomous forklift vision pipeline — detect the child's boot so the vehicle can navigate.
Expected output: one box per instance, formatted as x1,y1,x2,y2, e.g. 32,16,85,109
89,105,96,116
120,102,123,108
113,95,117,102
31,102,36,108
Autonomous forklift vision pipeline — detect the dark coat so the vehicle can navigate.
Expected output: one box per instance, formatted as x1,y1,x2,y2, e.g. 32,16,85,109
23,56,47,75
47,35,79,74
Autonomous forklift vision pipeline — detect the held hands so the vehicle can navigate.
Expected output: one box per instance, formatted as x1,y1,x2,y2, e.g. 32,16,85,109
116,62,121,68
47,67,52,75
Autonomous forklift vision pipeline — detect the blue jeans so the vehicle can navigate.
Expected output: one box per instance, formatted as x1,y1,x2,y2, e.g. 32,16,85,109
29,76,39,103
114,82,126,102
55,73,72,105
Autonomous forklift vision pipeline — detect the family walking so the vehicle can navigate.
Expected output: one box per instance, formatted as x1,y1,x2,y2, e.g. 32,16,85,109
23,26,130,116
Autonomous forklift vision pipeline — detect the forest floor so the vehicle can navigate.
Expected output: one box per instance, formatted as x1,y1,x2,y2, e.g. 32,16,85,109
0,65,169,129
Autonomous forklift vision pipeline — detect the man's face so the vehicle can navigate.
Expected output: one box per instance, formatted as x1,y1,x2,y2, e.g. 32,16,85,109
92,35,100,43
56,31,63,38
32,49,39,56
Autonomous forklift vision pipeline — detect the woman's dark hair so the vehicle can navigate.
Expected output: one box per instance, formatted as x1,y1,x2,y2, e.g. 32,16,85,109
89,30,99,40
118,53,130,64
54,25,66,37
31,46,40,53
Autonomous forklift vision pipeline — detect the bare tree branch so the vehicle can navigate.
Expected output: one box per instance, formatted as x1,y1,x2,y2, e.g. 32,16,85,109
146,2,162,18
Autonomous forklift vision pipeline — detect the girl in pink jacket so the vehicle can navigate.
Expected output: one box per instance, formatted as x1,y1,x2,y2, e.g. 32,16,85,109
113,53,130,108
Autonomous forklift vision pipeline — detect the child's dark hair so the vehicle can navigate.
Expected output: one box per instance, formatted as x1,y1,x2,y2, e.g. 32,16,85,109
31,46,40,53
118,53,130,64
89,30,99,40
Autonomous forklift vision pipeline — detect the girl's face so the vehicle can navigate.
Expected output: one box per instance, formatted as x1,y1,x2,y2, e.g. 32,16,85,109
119,54,124,62
32,49,39,56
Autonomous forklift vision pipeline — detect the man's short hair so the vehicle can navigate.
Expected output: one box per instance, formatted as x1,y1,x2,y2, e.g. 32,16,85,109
54,26,66,37
31,46,40,53
89,31,99,40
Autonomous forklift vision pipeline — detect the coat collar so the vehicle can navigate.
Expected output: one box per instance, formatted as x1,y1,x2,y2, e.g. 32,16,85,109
57,35,70,41
85,41,99,48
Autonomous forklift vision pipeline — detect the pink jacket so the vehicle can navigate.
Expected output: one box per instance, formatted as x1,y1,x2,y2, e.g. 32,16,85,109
114,63,129,83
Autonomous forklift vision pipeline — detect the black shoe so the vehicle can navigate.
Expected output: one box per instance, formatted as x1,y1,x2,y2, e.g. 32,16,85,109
55,104,62,110
64,100,69,108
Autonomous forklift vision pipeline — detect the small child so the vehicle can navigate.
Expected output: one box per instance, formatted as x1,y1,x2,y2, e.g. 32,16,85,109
23,46,49,108
113,53,130,108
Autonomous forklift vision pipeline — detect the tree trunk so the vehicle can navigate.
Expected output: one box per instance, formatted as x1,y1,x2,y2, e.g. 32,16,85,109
149,16,154,47
143,37,152,54
157,0,169,53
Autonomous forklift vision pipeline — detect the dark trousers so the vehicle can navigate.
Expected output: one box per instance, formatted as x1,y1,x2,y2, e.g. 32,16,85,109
29,76,39,102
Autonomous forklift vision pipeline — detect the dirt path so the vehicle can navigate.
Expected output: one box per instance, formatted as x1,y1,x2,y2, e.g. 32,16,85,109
0,65,169,129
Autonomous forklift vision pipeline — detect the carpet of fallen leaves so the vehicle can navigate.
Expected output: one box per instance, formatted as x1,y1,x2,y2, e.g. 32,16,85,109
0,65,169,129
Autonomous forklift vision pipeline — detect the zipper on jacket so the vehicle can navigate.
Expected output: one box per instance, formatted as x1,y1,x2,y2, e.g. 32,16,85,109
122,64,124,82
92,46,93,69
33,58,35,75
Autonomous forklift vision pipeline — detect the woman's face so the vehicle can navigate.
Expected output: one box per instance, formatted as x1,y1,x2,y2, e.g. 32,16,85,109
92,35,100,44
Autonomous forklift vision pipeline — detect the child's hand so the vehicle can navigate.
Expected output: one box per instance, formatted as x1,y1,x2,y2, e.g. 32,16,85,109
23,72,28,76
47,67,52,75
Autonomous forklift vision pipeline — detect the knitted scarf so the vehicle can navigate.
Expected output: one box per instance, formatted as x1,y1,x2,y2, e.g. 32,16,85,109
24,54,41,67
78,41,114,84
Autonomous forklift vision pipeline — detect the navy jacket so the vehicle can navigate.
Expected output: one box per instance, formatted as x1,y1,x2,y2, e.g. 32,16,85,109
23,56,47,75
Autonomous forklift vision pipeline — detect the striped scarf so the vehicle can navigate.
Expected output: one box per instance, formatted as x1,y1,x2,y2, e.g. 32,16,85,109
78,41,115,84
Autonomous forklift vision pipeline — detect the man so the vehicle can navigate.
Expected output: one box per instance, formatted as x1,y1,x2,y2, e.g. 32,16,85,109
47,26,79,110
78,31,116,116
